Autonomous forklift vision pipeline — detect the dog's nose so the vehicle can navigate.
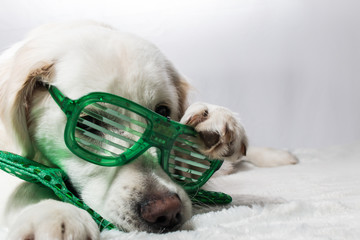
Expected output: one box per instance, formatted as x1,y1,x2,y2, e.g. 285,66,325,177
140,193,182,231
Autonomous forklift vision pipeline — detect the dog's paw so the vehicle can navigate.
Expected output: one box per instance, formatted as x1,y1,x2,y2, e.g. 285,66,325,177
181,102,248,161
245,147,299,167
7,200,100,240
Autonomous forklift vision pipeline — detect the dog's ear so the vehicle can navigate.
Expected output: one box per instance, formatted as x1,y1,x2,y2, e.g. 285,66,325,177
0,47,54,158
166,62,191,121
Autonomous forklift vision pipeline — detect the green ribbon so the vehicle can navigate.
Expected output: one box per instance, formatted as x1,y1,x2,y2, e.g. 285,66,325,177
0,150,231,231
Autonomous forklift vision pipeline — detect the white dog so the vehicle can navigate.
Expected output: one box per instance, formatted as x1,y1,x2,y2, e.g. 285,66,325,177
0,21,297,239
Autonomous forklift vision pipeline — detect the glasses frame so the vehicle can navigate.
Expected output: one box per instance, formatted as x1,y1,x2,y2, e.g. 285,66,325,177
47,84,223,192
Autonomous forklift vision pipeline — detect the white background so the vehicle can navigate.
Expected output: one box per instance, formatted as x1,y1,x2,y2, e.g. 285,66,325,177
0,0,359,149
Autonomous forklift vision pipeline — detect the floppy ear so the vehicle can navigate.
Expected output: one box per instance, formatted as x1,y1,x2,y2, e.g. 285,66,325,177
166,61,191,121
0,46,54,158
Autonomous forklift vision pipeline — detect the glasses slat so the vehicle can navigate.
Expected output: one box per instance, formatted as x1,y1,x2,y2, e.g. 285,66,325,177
75,137,120,157
168,163,204,176
82,109,143,138
175,137,200,149
78,118,136,146
170,154,210,170
92,103,147,129
76,127,131,154
172,145,207,161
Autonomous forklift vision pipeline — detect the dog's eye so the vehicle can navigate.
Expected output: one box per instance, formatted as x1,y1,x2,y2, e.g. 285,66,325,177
155,105,171,117
77,115,102,135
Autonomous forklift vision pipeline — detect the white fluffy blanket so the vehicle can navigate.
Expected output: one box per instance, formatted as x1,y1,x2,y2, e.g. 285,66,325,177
1,143,360,239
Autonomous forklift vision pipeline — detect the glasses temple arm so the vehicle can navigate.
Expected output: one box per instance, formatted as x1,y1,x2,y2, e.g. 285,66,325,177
45,84,75,115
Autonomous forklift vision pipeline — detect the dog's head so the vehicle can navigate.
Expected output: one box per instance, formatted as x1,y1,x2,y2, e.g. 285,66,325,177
0,21,192,232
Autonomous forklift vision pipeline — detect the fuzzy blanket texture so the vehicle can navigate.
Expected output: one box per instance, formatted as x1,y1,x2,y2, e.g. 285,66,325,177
1,143,360,240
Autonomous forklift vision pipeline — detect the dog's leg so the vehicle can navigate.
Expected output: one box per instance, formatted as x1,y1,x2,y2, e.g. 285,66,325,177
244,147,298,167
5,182,100,240
181,102,298,167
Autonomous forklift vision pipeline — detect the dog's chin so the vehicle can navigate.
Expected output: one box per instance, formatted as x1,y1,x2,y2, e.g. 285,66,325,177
129,221,184,234
116,205,191,233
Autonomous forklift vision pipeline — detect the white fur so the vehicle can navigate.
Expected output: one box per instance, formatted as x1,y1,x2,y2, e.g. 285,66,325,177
0,21,297,239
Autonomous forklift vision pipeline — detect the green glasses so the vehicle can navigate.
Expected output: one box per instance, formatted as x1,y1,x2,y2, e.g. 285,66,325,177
47,84,224,193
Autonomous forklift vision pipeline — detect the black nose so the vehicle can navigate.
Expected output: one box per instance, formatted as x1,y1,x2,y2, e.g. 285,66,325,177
139,193,182,231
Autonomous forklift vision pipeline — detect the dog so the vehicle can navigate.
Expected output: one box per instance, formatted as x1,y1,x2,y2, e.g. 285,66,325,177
0,21,297,239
